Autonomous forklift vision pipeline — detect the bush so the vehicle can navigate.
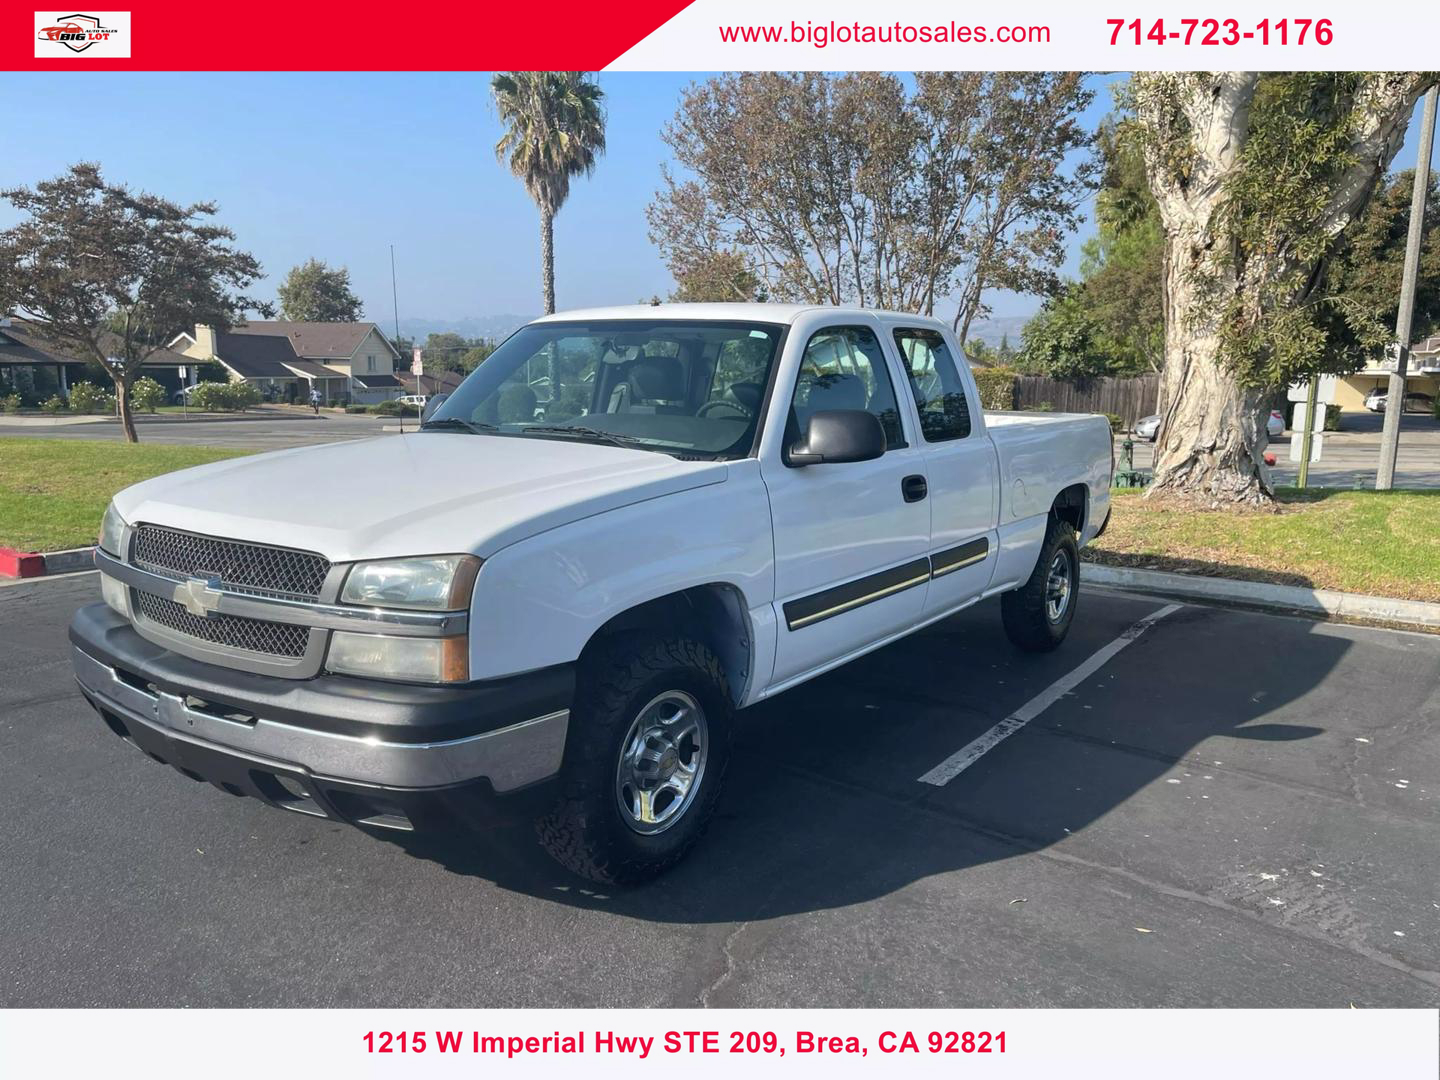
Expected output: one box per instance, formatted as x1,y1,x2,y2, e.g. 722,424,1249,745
1104,413,1124,433
67,381,112,414
544,384,591,423
1,394,21,414
130,376,167,413
374,399,419,417
188,381,262,412
498,384,538,424
345,404,370,414
41,394,66,415
970,366,1017,411
1023,401,1055,412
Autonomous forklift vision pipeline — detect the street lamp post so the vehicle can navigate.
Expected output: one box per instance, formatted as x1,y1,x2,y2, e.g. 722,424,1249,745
1377,85,1438,490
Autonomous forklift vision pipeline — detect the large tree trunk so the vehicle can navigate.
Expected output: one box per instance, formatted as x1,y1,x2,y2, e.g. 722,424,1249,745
1136,71,1433,506
114,373,138,444
1150,246,1272,505
539,206,555,315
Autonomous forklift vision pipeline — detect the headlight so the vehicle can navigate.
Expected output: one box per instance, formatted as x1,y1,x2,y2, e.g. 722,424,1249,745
327,632,469,683
340,555,481,611
99,502,128,557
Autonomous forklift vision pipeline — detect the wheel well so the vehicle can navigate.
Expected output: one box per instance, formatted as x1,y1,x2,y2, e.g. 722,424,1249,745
583,584,753,706
1052,483,1088,535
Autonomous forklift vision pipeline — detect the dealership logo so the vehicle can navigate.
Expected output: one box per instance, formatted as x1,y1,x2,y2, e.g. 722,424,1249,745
35,11,129,56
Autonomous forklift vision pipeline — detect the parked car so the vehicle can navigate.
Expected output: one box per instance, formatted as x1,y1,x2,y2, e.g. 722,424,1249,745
399,394,428,408
170,385,199,406
71,305,1113,884
1364,389,1434,413
1134,410,1283,441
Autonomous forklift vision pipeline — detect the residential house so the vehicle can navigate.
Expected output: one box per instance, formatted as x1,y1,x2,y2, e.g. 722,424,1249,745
1334,335,1440,412
396,369,467,398
172,320,402,405
0,317,195,401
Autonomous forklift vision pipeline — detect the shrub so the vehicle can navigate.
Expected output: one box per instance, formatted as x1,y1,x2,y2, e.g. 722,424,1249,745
187,381,262,411
544,384,591,423
41,394,66,415
67,381,112,414
345,404,370,414
970,366,1017,411
227,381,262,410
1323,403,1342,432
1,394,21,414
374,398,418,417
186,382,230,411
498,384,538,424
130,376,167,413
1023,401,1055,412
1104,413,1124,433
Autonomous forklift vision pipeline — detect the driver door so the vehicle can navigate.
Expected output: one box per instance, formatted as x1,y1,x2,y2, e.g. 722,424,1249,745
761,322,931,689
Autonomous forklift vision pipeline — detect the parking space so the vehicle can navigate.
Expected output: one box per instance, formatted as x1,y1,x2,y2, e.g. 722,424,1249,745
2,575,1437,1007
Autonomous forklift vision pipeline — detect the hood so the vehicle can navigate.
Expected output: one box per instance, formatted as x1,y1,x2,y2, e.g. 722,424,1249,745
113,433,728,561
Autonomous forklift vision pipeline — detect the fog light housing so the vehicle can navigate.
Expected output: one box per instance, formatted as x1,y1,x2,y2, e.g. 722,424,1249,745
100,573,129,617
326,632,468,684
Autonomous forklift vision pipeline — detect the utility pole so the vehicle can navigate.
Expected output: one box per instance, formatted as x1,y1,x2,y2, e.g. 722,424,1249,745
391,244,404,434
1377,85,1438,490
1296,377,1318,489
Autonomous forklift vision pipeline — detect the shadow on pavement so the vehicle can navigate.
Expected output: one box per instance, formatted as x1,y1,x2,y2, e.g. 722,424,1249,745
383,601,1339,922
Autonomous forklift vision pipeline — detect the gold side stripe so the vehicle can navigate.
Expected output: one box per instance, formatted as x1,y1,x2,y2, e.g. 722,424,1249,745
787,572,932,630
930,551,988,579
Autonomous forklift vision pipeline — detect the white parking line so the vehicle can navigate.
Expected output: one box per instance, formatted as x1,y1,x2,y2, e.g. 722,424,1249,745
917,603,1184,786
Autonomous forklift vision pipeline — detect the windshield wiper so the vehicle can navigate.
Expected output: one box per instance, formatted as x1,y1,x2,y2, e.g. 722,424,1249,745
518,424,646,449
420,416,498,435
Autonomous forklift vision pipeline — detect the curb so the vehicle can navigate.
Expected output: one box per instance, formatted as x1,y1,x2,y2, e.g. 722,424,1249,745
0,546,95,580
1081,562,1440,631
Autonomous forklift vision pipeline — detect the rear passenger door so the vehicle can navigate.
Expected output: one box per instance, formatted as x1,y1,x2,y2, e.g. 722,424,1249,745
761,322,931,689
890,326,1000,615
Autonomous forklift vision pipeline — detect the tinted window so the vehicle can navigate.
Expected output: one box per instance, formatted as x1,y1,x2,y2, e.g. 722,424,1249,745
427,321,784,459
893,328,971,441
788,326,905,450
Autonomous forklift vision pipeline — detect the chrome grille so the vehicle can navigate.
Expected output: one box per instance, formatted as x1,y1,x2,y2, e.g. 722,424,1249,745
133,591,310,659
132,525,329,600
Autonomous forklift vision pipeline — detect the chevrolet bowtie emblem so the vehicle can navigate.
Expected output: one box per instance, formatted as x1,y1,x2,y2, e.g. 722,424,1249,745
177,574,224,618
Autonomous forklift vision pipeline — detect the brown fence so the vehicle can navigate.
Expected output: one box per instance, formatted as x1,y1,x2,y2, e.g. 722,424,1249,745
1010,375,1160,428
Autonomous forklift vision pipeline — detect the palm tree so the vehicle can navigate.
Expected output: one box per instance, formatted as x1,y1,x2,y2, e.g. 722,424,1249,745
492,72,607,315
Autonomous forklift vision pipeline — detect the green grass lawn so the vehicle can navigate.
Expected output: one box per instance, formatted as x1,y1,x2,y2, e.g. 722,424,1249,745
1087,487,1440,602
0,438,248,552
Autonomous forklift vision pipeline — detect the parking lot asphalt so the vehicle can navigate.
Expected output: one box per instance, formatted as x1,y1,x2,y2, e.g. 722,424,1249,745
2,575,1437,1008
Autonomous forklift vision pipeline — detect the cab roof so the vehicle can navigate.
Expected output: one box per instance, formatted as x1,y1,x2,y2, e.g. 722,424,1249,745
529,303,949,330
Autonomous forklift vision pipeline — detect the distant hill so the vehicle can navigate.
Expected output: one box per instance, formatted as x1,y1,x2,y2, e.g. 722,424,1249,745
395,315,533,343
964,316,1031,348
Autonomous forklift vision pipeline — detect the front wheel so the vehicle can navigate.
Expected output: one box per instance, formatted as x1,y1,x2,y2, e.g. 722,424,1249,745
537,635,733,885
1001,517,1079,653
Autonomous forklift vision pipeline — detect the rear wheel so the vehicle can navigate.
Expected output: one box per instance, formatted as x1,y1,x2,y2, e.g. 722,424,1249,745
1002,516,1079,653
537,634,733,885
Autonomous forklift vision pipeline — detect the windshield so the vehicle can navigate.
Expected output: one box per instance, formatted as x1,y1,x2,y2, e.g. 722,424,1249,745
424,320,785,458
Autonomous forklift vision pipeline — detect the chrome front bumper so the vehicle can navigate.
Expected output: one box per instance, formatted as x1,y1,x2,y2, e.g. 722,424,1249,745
73,645,568,793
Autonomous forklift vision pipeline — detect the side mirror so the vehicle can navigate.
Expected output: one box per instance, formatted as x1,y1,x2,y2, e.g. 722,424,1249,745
786,409,886,466
420,393,449,424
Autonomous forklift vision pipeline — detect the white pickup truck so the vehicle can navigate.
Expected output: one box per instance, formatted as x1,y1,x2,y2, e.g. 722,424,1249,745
71,304,1112,883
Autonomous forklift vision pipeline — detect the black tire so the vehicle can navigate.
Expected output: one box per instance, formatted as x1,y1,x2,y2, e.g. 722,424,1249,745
1001,516,1079,653
537,634,733,885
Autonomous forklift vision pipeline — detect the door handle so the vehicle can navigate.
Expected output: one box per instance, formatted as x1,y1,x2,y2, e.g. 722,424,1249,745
902,474,928,502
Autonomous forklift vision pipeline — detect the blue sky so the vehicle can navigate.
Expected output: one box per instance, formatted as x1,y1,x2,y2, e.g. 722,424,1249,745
0,72,1433,332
